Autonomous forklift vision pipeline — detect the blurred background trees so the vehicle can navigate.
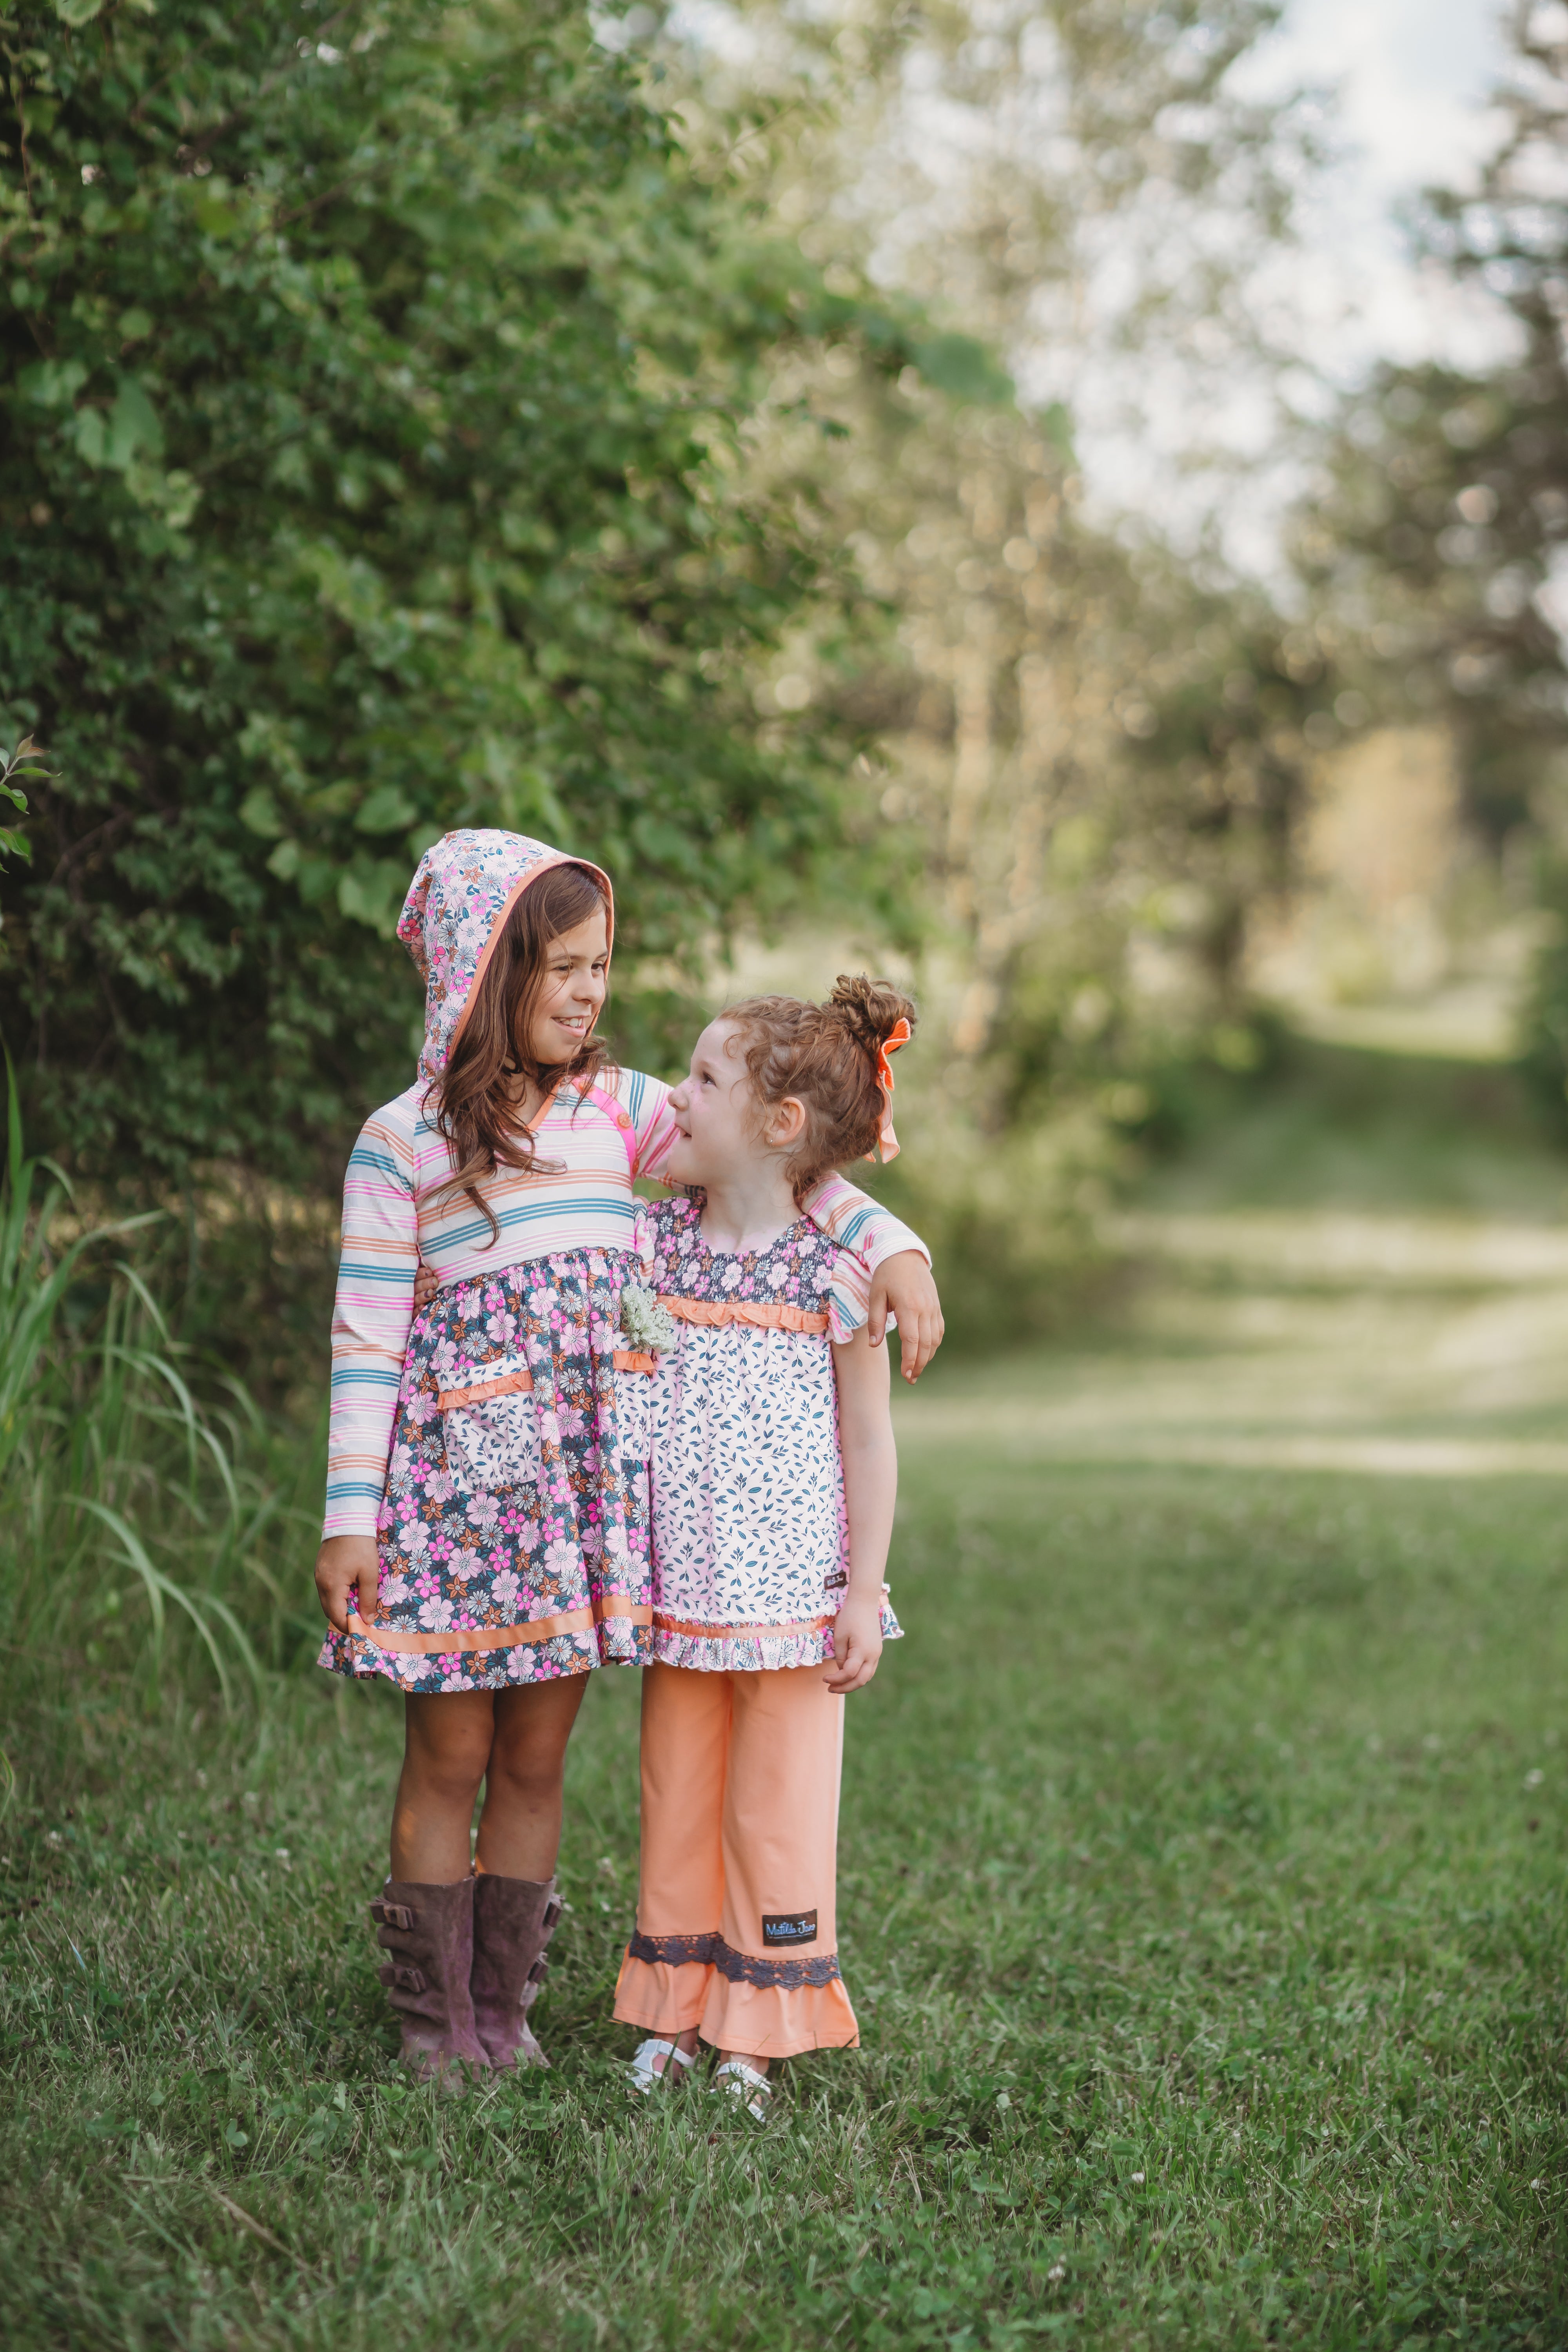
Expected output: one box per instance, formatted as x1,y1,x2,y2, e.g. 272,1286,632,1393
6,0,1568,1357
1296,1,1568,1120
641,0,1333,1327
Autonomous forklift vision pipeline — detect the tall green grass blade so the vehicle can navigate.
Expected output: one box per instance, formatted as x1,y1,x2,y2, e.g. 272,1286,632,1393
71,1498,245,1715
0,1213,161,1486
107,1261,172,1343
0,1061,162,1483
4,1051,21,1226
1,1070,307,1720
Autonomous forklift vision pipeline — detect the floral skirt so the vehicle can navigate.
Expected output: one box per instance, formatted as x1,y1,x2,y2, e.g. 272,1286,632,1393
318,1248,653,1694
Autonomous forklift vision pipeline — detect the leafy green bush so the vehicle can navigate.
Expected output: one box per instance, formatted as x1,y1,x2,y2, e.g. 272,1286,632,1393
0,0,875,1190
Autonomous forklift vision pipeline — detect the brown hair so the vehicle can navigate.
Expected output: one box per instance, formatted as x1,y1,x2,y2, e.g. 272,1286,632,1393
720,975,918,1198
430,861,610,1234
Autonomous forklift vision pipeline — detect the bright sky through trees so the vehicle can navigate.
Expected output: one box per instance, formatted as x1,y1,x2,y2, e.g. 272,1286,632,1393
1267,0,1510,364
1085,0,1516,566
1278,0,1503,201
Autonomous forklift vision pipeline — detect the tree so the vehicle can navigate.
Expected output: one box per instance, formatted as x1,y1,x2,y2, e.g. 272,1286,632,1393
1293,7,1568,845
0,0,896,1191
643,1,1327,1324
1294,1,1568,1104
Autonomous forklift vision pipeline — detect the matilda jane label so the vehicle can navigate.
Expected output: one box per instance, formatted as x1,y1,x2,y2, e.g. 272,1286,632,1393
761,1910,819,1947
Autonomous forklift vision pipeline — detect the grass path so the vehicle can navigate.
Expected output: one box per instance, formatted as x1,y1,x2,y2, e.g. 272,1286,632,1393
2,1048,1565,2347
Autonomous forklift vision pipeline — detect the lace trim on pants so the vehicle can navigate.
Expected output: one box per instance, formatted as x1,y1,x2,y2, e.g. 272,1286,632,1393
626,1927,844,1991
626,1928,719,1970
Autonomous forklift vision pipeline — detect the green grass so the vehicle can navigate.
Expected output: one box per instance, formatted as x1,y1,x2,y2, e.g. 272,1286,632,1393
3,1446,1564,2349
5,1043,1566,2347
1143,1042,1568,1222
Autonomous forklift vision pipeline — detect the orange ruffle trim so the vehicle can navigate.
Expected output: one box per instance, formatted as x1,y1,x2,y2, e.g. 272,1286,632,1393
613,1953,860,2058
659,1295,830,1335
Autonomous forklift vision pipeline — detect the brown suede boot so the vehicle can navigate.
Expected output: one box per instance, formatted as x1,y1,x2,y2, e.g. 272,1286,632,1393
470,1874,563,2069
370,1878,491,2087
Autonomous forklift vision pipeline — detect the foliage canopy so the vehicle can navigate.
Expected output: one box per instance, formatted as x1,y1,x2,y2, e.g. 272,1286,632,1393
0,0,900,1185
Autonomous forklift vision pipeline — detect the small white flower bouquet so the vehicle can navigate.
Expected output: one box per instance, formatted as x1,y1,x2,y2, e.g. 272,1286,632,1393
619,1283,678,1355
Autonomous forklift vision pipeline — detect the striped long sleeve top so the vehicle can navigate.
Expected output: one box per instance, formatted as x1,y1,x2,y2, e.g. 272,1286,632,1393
323,1067,927,1538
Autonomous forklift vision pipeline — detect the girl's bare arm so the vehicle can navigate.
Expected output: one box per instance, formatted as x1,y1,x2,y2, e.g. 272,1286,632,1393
865,1251,943,1381
827,1325,897,1693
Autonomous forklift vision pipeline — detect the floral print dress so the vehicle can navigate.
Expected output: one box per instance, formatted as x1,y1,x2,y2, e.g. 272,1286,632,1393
318,1247,653,1693
640,1197,903,1671
317,826,929,1697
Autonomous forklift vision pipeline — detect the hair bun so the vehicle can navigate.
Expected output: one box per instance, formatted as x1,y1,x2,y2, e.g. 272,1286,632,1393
828,974,918,1058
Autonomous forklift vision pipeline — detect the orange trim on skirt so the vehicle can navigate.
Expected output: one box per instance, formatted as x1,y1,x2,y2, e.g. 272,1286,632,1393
651,1608,836,1641
437,1352,654,1410
346,1593,652,1655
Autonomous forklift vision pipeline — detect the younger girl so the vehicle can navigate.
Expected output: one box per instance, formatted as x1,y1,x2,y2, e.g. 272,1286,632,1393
615,978,914,2116
313,831,940,2084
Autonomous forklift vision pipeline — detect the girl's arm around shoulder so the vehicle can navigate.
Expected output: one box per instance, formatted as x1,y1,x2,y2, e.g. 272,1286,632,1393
801,1167,944,1383
826,1323,897,1695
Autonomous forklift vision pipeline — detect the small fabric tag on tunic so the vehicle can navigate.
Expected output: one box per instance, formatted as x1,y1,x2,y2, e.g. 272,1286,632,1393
761,1909,819,1947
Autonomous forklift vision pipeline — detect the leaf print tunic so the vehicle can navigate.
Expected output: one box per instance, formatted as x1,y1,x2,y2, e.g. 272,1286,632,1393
640,1197,904,1672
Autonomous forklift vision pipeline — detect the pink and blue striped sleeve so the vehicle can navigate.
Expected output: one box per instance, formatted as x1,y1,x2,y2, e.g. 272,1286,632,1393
797,1166,928,1271
323,1104,420,1540
624,1066,929,1270
623,1067,678,1183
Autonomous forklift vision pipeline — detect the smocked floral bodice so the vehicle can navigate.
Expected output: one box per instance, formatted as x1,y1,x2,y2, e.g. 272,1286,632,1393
646,1198,840,1321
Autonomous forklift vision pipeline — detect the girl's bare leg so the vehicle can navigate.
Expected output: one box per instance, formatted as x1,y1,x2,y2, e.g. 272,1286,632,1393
643,2025,702,2078
475,1675,590,1880
391,1689,497,1881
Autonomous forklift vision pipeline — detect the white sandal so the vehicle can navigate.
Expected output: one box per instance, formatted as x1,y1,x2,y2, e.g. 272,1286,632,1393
711,2058,772,2120
627,2037,697,2096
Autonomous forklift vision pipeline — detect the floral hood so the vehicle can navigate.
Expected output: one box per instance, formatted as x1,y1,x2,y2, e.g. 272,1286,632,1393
396,829,614,1086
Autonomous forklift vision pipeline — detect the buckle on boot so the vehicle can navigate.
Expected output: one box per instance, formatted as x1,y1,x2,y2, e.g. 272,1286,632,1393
370,1898,415,1931
542,1895,563,1931
379,1961,428,1993
526,1955,549,1985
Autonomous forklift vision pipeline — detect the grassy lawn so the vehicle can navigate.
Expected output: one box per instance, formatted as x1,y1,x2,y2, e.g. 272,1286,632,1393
3,1043,1566,2347
2,1446,1564,2348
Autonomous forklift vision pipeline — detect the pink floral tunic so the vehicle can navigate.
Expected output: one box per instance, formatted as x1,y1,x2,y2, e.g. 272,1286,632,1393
640,1197,903,1671
318,1246,652,1693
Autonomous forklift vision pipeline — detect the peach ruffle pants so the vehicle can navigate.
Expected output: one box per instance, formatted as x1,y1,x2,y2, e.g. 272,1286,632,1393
612,1661,860,2058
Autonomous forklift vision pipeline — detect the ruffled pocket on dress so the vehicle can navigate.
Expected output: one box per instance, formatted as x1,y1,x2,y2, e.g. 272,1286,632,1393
438,1352,542,1496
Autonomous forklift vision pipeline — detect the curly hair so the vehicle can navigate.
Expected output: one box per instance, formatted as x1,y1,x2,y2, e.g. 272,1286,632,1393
719,974,918,1197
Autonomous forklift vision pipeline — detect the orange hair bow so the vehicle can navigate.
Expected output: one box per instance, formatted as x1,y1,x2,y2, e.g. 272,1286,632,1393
871,1016,912,1163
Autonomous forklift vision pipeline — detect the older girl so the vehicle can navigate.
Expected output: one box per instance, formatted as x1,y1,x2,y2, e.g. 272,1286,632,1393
313,831,941,2083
